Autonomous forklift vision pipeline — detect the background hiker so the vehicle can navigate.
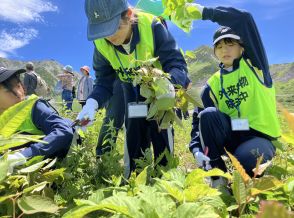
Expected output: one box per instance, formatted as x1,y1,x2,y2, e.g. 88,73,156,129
57,65,74,110
77,65,94,107
24,62,38,95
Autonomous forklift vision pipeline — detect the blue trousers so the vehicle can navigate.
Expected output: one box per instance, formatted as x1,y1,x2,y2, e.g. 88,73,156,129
62,89,73,110
198,107,275,177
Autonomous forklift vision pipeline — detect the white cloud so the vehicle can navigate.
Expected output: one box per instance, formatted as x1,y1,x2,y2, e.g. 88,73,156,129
0,0,58,23
0,51,8,58
0,28,38,57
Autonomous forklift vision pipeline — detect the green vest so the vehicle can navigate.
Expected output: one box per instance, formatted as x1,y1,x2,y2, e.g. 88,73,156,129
94,12,162,83
0,94,43,138
207,58,281,138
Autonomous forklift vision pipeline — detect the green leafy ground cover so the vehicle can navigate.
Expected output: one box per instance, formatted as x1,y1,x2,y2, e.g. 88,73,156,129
0,98,293,218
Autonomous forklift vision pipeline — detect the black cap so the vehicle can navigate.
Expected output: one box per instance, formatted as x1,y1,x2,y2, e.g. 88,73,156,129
0,67,26,83
213,26,241,45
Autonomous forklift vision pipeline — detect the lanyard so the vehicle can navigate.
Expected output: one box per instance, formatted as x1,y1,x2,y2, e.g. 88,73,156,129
220,69,241,118
114,48,139,103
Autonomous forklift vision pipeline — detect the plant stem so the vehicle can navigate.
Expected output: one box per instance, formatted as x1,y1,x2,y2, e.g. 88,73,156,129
17,212,24,218
12,197,16,218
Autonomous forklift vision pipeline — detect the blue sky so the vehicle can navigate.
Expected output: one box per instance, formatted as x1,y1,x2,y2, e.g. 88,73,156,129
0,0,293,76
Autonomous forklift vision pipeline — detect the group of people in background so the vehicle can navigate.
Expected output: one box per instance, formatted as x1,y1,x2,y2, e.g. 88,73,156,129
1,0,280,189
56,65,94,110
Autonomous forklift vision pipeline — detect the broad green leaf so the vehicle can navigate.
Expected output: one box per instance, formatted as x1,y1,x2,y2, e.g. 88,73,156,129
135,166,148,186
199,196,228,217
41,168,65,182
0,194,18,203
23,181,48,193
101,194,141,216
0,159,9,182
147,102,158,119
250,176,283,196
0,135,45,152
62,204,130,218
283,177,294,193
173,202,219,218
18,159,50,173
183,91,202,107
185,168,231,188
183,184,220,202
18,195,59,214
140,84,154,99
88,189,106,204
227,204,239,212
159,110,175,129
232,171,247,205
25,155,44,166
161,168,186,186
138,186,176,218
0,95,39,137
155,180,184,203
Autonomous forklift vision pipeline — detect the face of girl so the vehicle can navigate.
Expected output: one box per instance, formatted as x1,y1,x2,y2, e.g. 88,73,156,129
214,39,244,68
105,13,132,46
81,69,89,76
0,80,25,114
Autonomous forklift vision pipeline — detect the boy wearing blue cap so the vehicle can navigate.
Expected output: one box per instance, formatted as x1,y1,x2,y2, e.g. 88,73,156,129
188,5,280,186
78,0,190,177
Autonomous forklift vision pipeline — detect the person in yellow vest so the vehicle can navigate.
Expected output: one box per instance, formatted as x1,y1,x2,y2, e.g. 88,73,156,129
0,67,74,172
189,5,280,186
77,0,190,177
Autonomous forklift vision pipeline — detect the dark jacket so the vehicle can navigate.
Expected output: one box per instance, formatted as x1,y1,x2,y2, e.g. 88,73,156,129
20,99,73,158
24,71,37,95
88,16,190,108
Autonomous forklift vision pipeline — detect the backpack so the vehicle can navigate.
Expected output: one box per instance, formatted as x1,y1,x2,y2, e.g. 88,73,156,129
32,72,49,97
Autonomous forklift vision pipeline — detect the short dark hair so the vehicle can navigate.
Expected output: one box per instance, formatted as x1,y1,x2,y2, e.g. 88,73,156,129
26,62,34,71
0,74,24,97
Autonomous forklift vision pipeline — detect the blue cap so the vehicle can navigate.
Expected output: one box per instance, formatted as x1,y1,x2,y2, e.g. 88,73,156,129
63,65,73,74
85,0,129,41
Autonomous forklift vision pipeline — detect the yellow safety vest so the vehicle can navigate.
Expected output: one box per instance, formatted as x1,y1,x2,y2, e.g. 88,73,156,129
94,12,162,82
207,58,280,138
0,95,43,138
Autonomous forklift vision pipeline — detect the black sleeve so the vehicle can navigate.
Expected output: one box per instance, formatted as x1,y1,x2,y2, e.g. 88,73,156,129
152,20,190,88
200,84,217,108
189,84,217,155
202,7,272,87
189,107,204,154
87,46,117,108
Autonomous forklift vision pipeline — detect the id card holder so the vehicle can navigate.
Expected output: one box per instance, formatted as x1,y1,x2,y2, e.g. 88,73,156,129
128,102,148,118
231,118,249,131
